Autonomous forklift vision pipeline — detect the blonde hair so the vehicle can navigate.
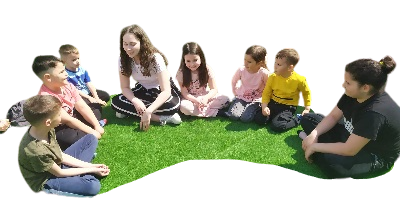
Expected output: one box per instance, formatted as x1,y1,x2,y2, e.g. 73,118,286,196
59,44,79,56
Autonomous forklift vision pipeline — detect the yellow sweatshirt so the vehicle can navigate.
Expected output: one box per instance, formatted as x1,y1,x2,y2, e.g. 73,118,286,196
261,71,311,106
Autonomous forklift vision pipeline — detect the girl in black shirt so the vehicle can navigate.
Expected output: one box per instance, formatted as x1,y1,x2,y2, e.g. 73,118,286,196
298,56,399,178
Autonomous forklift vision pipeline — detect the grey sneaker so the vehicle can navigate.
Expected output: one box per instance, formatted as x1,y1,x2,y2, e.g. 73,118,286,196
160,113,182,125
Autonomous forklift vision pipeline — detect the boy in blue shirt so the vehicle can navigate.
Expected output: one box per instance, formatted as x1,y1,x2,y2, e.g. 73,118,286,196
59,44,110,106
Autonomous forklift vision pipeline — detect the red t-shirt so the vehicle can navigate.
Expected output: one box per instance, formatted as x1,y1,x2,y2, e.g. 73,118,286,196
38,83,82,116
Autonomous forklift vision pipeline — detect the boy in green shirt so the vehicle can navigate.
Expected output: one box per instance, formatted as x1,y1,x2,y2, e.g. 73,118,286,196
18,95,110,196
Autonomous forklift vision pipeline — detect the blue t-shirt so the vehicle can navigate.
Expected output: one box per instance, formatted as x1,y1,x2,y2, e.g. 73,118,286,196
66,67,91,95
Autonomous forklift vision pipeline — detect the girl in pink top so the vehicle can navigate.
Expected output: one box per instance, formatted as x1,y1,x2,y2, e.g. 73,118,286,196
226,45,270,122
176,42,229,117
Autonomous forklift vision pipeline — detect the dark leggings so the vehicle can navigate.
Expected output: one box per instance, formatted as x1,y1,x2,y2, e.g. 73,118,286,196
254,100,299,132
300,113,390,178
55,104,102,151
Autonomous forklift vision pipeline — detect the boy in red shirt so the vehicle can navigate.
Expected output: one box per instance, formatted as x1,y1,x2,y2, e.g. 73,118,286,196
32,55,105,150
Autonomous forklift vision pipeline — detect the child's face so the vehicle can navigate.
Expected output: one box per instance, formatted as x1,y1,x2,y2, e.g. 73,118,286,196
122,33,141,60
63,53,80,71
46,62,69,87
184,54,201,71
274,57,292,76
244,54,261,73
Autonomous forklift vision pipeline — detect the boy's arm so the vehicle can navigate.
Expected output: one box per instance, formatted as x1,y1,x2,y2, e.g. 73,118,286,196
48,161,109,178
86,82,99,99
62,152,92,168
86,82,106,105
74,99,104,135
261,77,273,110
77,89,97,103
60,107,102,139
48,162,96,177
300,78,312,114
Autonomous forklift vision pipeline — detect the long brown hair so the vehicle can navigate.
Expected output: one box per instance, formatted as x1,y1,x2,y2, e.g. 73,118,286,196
179,42,208,88
119,24,168,77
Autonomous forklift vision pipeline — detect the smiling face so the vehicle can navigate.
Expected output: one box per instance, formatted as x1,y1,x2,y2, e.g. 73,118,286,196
44,62,69,88
122,33,141,60
244,54,261,73
184,54,201,71
62,53,80,71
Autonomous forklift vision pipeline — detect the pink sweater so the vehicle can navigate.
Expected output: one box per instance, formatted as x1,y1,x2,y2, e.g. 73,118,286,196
231,66,270,102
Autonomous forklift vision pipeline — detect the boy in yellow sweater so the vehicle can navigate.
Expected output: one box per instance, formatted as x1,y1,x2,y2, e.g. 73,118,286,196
254,48,311,132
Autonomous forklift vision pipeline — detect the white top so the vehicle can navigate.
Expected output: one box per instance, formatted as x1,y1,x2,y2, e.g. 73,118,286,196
119,53,167,89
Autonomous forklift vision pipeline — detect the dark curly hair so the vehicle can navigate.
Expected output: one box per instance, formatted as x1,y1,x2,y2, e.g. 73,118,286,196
32,55,63,79
345,56,396,94
119,24,168,77
179,42,208,88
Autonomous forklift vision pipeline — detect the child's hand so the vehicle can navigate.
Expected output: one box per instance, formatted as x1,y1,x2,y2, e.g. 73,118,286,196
88,96,98,104
96,98,107,106
132,98,147,116
199,97,209,106
192,97,201,107
304,145,315,163
302,131,318,151
93,166,110,177
0,119,10,132
262,107,270,116
91,130,102,139
301,108,310,116
140,111,151,131
94,125,105,136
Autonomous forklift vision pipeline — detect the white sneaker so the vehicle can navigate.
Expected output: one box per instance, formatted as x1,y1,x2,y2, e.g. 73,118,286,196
160,113,182,125
116,112,127,118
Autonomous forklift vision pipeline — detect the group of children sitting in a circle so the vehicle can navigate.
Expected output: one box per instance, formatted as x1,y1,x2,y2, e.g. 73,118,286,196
2,24,400,197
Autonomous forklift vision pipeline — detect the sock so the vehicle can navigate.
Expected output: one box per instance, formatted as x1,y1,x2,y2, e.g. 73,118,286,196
99,119,107,127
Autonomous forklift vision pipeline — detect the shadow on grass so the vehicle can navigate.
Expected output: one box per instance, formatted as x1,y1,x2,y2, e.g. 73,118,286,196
224,120,263,132
278,134,327,179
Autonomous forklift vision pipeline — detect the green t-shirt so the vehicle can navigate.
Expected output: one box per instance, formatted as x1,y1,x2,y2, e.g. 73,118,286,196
18,128,63,192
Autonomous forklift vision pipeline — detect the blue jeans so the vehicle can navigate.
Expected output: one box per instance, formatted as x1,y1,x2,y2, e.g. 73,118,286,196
44,134,101,196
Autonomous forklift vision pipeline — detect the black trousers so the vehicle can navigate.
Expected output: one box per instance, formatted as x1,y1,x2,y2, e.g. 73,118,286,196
55,103,102,151
300,113,391,178
254,100,299,132
111,78,181,117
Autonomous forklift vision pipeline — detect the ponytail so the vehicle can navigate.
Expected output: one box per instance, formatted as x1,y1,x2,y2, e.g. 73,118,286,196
379,55,397,78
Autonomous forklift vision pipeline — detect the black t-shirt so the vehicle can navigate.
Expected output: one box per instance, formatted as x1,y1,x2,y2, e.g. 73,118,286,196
337,92,400,164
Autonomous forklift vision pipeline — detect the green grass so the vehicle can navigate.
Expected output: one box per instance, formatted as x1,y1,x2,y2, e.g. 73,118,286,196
94,104,328,194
